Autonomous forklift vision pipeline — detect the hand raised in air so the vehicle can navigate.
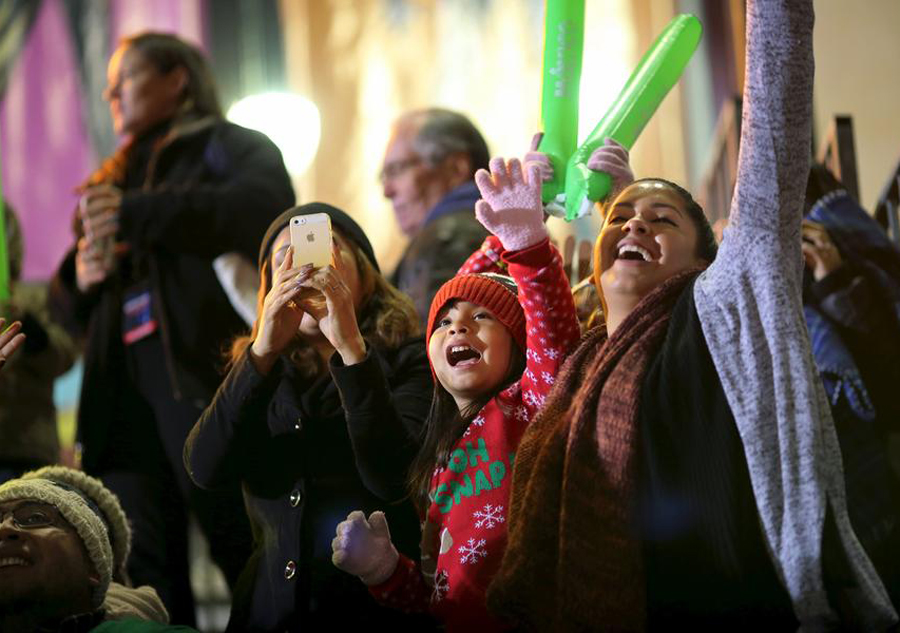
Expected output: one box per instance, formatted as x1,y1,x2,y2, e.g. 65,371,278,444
474,156,548,252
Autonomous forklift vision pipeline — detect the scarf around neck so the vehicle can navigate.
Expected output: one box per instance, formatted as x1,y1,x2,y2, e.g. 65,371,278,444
487,267,703,631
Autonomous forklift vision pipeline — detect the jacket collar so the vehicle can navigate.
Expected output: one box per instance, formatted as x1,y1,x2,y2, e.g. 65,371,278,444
423,180,481,227
84,114,222,189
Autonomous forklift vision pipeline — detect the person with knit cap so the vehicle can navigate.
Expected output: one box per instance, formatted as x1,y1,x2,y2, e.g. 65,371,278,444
331,156,580,631
484,1,898,630
185,203,436,631
0,466,196,632
22,466,132,584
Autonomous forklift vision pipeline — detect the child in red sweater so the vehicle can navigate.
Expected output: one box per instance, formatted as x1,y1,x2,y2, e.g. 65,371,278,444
330,156,580,631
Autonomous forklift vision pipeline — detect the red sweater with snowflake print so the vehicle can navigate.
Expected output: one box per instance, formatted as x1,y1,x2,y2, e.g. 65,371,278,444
369,236,579,631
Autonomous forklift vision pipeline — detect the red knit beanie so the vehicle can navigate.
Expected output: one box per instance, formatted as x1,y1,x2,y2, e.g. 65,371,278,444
426,273,527,371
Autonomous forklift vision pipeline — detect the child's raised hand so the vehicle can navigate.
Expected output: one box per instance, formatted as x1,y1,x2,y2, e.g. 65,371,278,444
331,510,399,586
587,137,634,200
474,156,547,252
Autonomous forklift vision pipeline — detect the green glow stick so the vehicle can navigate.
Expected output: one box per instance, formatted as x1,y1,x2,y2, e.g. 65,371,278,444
0,124,9,301
564,13,702,220
538,0,585,204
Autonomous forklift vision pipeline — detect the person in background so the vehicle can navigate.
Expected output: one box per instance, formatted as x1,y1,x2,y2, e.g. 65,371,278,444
185,203,435,632
0,466,193,632
383,108,490,325
49,32,294,624
801,164,900,603
0,203,77,485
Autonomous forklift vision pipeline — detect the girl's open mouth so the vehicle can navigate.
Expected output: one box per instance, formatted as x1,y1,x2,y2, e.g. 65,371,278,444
446,344,482,368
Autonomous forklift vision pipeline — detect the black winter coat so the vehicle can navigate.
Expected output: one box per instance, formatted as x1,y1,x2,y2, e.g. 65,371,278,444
49,117,294,471
184,338,436,632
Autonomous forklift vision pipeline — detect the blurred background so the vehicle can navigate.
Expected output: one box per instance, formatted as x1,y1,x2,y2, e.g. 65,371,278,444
2,0,899,628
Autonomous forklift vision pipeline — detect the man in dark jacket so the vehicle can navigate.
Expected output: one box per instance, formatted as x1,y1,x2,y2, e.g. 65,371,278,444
49,33,294,624
382,108,490,325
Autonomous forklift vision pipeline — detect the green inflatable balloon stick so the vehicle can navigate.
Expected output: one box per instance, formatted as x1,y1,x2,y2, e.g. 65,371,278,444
564,13,702,220
0,129,9,302
538,0,585,204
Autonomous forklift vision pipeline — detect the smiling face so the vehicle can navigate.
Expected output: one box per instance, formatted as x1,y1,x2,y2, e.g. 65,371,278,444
428,300,514,411
594,180,702,309
104,45,185,138
0,500,97,615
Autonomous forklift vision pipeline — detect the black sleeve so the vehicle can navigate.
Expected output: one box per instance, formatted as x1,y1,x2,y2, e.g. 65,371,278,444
184,349,283,489
119,125,294,260
330,338,433,501
808,265,888,334
809,264,900,426
47,247,105,339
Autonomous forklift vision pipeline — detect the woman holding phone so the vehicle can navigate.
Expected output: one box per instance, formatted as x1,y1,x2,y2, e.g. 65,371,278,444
184,203,435,632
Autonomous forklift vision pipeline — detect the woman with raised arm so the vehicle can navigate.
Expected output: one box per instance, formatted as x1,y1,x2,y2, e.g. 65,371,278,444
487,1,898,630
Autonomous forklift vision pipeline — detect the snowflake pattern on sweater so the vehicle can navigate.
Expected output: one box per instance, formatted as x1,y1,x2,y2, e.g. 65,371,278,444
370,236,579,631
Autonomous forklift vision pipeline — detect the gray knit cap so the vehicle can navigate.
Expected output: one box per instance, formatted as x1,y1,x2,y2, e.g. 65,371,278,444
0,468,117,608
23,466,132,581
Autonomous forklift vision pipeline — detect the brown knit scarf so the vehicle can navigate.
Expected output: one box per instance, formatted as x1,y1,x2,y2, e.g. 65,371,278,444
486,267,703,632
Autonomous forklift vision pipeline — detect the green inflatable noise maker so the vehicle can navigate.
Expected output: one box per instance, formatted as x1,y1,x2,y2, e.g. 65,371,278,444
0,126,8,302
537,0,585,205
537,6,703,220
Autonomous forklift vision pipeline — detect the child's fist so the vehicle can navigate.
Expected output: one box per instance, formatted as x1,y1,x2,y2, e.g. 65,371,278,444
331,510,399,586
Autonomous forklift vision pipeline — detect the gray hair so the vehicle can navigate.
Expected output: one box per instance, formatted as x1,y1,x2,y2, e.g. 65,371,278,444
405,108,489,178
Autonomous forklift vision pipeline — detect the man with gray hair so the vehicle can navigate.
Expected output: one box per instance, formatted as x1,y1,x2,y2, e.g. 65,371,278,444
381,108,490,324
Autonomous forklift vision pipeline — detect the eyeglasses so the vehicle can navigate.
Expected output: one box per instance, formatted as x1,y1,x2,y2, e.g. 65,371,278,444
0,502,64,530
378,157,423,184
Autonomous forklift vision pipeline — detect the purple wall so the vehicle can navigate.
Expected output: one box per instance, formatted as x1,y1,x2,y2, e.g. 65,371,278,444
1,0,95,282
0,0,207,282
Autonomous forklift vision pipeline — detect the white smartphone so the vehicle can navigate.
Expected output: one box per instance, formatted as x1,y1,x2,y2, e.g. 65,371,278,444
289,213,333,269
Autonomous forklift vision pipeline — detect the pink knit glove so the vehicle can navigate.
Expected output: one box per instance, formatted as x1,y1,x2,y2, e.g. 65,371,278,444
474,156,547,252
524,132,554,183
587,137,634,199
331,511,399,586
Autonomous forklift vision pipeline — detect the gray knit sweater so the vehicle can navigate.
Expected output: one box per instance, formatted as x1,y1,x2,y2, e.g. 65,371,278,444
693,0,896,629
